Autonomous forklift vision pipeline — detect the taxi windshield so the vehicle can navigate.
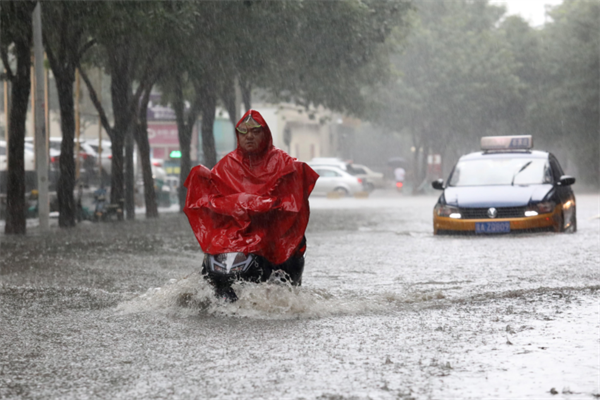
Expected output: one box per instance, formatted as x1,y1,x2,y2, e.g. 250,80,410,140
448,158,553,187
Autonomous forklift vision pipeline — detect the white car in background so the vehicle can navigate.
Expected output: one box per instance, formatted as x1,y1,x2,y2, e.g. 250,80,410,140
309,158,384,192
310,165,365,197
25,137,97,178
83,138,165,177
309,157,349,171
81,138,112,175
346,164,385,191
0,140,35,171
22,139,61,162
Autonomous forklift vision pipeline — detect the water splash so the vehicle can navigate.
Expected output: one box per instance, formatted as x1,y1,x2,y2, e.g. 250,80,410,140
114,273,420,320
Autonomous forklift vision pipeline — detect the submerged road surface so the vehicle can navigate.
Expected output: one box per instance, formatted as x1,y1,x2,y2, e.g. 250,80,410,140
0,191,598,399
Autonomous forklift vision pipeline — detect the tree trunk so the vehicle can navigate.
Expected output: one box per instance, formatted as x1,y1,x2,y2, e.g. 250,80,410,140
220,76,238,130
109,129,125,215
4,35,31,235
135,87,158,218
200,83,217,169
108,54,132,212
124,127,135,220
42,1,91,228
178,126,193,211
410,132,423,195
239,76,252,112
55,75,77,228
174,103,193,211
173,77,201,212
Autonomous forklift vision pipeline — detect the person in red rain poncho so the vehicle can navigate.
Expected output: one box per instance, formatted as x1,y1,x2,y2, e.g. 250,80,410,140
184,110,319,291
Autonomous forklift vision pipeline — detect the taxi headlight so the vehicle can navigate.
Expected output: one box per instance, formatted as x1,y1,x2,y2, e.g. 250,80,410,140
536,201,556,214
527,201,555,216
436,204,461,218
563,200,574,210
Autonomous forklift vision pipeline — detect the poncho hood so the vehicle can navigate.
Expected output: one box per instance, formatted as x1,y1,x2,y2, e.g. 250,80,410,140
234,109,273,154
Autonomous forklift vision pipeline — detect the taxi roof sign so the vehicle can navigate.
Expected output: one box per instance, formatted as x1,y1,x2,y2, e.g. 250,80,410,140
481,135,532,151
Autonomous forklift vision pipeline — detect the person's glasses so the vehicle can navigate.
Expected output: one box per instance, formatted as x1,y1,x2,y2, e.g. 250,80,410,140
236,115,262,134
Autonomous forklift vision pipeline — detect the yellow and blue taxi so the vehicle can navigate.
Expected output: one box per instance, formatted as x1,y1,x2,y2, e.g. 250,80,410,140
432,135,576,235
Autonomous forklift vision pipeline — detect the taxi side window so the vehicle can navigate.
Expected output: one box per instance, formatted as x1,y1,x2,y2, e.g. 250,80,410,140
543,162,553,184
448,167,460,186
549,157,564,181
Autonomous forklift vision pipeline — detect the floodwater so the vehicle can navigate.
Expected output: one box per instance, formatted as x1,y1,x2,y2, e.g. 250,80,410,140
0,190,598,399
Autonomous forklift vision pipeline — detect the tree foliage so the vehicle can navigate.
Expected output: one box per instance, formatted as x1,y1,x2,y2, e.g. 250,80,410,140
376,0,522,189
80,1,176,218
155,0,413,210
525,0,599,186
3,0,596,233
372,0,598,189
233,0,412,117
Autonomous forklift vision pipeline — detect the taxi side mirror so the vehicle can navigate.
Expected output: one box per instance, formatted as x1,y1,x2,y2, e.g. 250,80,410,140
558,175,575,186
432,179,444,190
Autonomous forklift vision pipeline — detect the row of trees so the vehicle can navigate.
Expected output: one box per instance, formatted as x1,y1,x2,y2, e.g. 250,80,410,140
2,0,597,233
374,0,598,190
1,0,412,234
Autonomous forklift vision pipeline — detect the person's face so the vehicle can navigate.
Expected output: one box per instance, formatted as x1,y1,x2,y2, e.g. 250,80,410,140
238,127,266,154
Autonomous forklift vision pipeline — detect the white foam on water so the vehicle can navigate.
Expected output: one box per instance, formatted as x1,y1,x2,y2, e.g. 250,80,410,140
114,273,425,320
115,273,213,318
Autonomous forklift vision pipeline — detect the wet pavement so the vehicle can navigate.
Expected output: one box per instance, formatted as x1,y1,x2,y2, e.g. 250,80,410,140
0,191,598,399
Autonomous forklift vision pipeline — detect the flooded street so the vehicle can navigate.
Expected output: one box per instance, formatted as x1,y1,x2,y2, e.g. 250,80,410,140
1,191,598,399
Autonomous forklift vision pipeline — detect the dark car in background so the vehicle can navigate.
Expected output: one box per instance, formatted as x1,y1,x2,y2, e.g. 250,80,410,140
432,135,576,235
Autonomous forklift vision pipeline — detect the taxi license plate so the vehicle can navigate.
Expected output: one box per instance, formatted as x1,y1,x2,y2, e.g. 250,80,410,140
475,221,510,234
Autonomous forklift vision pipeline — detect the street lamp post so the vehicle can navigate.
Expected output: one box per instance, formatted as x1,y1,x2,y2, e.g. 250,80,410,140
3,77,8,141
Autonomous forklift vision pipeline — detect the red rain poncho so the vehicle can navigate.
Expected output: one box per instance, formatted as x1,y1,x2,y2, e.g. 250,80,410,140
184,110,319,265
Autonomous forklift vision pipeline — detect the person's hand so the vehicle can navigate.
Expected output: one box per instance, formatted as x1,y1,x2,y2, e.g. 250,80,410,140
210,194,276,220
231,203,250,221
246,195,277,214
